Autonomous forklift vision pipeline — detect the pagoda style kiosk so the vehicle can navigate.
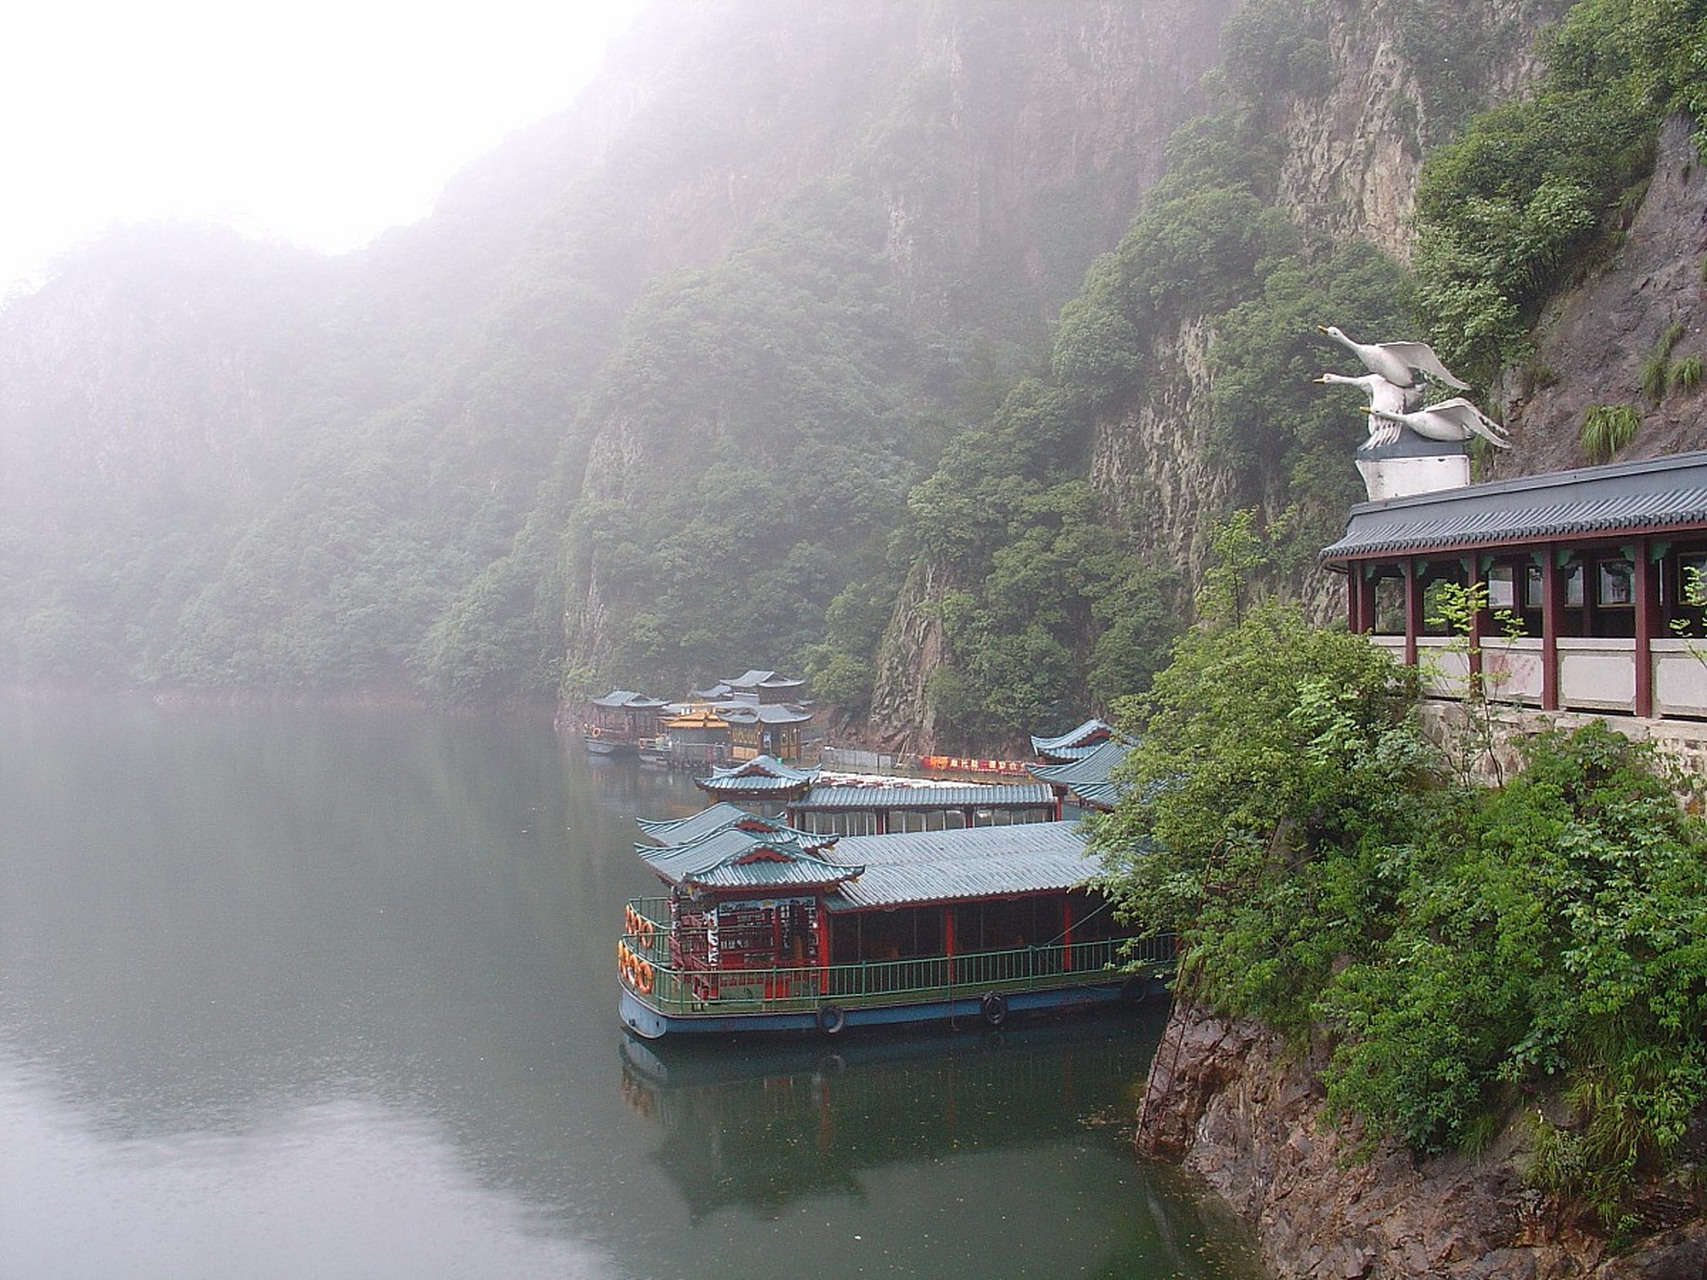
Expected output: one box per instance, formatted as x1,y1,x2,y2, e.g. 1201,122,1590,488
1029,737,1134,818
693,756,821,816
685,669,814,762
1321,450,1707,722
1029,717,1120,763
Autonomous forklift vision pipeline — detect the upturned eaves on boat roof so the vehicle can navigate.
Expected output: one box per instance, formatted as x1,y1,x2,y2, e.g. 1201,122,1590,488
635,818,862,891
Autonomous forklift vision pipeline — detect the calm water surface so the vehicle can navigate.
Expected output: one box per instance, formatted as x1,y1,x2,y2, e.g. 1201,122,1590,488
0,696,1259,1278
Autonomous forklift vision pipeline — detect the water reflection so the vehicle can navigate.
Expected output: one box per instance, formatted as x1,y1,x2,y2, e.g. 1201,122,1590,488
620,1016,1260,1278
622,1018,1162,1219
0,696,1259,1278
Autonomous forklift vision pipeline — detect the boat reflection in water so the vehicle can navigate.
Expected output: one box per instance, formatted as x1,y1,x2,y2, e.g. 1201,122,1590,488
617,1010,1262,1276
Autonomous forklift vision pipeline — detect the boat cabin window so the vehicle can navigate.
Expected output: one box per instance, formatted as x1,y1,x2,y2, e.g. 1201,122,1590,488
828,906,943,966
1067,890,1121,942
953,896,1066,952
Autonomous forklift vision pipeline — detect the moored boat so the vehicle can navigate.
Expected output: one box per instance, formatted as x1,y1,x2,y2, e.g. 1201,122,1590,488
616,807,1171,1038
583,689,669,757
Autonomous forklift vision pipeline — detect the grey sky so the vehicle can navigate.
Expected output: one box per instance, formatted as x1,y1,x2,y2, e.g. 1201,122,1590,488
3,0,645,295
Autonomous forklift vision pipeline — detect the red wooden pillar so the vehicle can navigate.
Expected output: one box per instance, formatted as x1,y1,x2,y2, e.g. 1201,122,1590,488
818,908,831,996
1467,556,1485,684
1061,898,1073,972
1634,540,1656,718
943,905,956,986
1541,550,1562,711
1403,558,1423,668
1347,564,1362,632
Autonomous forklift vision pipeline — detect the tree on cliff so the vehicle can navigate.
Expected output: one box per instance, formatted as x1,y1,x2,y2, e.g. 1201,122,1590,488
1086,575,1432,1034
1090,564,1707,1228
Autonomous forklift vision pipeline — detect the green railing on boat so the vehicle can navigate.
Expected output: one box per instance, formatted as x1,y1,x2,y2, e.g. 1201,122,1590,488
618,896,1176,1017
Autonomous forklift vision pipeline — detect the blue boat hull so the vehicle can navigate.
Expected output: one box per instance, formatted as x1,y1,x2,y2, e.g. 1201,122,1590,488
619,974,1165,1040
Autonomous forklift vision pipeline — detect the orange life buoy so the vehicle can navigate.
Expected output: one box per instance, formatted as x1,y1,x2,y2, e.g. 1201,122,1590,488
624,905,639,936
637,918,655,950
636,959,654,995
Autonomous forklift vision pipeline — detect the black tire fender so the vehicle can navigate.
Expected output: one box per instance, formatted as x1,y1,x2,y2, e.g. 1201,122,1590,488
980,991,1009,1027
816,1003,847,1035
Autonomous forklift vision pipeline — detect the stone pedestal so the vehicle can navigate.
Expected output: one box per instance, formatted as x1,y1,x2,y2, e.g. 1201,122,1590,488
1356,433,1471,501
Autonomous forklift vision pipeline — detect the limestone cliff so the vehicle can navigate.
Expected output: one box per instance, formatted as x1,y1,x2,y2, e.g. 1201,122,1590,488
1137,1001,1707,1279
1091,0,1565,596
866,2,1581,752
1496,113,1707,475
562,0,1240,707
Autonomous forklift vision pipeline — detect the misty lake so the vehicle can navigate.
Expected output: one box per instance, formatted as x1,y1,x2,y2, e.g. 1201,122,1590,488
0,695,1260,1278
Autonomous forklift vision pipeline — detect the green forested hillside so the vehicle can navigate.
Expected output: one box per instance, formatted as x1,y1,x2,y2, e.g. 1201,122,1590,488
2,0,1702,748
868,0,1703,750
3,0,1226,706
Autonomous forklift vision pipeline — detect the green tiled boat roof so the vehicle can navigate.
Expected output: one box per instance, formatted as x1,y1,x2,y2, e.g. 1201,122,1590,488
789,782,1056,812
1030,717,1117,761
635,803,753,846
635,815,862,891
823,822,1096,911
1029,739,1133,811
694,755,820,795
590,688,669,709
715,704,813,726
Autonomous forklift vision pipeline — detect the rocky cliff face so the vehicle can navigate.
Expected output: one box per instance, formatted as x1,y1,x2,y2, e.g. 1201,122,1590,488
1090,318,1233,599
867,558,954,752
1274,0,1557,264
1089,1,1564,600
1137,1000,1707,1279
1498,113,1707,475
565,0,1240,712
869,2,1580,751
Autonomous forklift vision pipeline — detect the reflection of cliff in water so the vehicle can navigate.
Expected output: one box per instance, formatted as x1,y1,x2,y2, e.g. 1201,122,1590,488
621,1012,1169,1220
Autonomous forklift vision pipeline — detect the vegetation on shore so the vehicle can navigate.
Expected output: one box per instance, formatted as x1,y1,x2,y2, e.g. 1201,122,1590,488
1089,526,1707,1229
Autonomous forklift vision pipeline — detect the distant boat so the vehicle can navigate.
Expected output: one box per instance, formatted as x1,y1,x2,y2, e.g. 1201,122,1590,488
584,727,637,757
616,806,1170,1039
583,689,669,757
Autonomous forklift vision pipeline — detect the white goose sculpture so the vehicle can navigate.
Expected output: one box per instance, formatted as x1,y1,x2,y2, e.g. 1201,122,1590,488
1314,372,1420,446
1318,325,1471,391
1367,397,1513,449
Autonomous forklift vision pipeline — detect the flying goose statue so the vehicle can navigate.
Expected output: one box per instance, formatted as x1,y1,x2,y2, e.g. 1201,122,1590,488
1366,397,1513,449
1318,325,1471,391
1314,372,1420,445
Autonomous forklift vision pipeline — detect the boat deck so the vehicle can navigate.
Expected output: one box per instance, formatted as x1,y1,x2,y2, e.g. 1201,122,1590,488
617,896,1175,1037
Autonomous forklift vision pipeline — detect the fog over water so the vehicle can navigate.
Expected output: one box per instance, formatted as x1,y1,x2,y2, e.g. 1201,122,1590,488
0,695,1259,1278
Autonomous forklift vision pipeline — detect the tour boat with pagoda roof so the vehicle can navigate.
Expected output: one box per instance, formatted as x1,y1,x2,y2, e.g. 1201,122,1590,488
616,804,1170,1038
